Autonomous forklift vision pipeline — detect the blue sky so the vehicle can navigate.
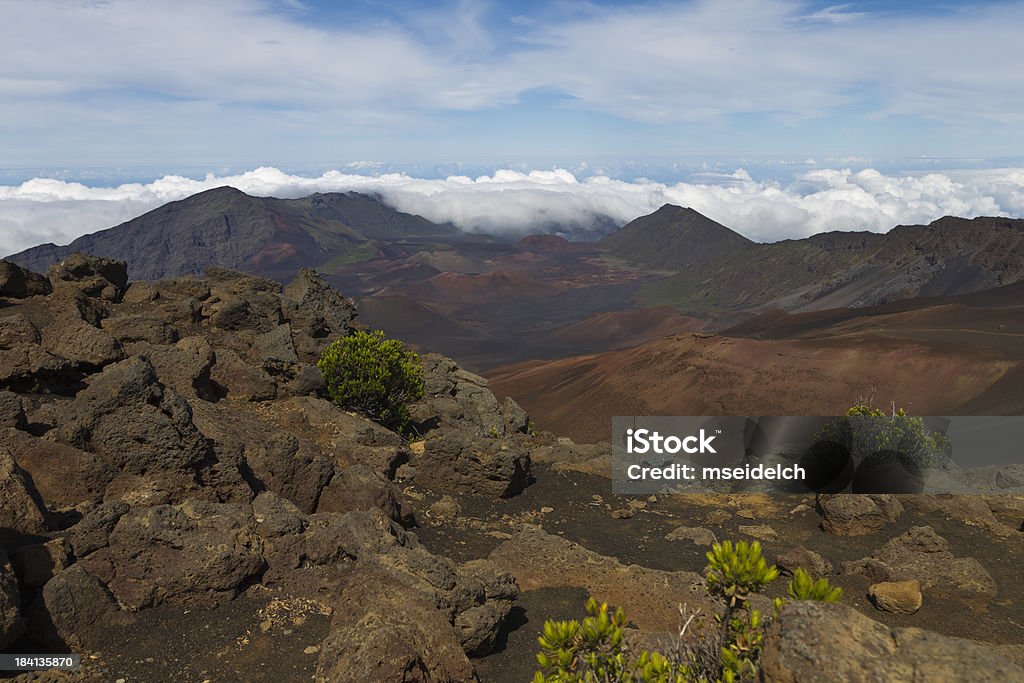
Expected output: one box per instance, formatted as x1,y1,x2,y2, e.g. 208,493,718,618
3,0,1024,180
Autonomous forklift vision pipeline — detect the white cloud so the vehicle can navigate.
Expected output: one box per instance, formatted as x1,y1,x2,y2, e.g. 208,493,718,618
2,165,1022,257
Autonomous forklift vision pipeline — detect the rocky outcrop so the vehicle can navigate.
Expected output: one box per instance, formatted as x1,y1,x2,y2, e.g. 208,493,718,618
0,255,549,677
761,601,1024,681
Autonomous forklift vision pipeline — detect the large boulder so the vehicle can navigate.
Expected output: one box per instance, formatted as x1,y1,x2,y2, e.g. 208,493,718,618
0,446,49,535
0,390,26,429
315,567,476,683
761,601,1024,681
0,314,77,393
415,354,530,438
90,501,264,610
42,319,125,370
26,564,124,650
1,428,116,509
817,493,903,536
190,402,332,514
0,549,24,649
46,356,211,476
316,463,411,524
418,429,530,498
0,260,51,298
48,253,128,302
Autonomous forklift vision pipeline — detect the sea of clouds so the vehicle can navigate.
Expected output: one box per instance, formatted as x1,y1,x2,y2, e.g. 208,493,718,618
2,166,1023,257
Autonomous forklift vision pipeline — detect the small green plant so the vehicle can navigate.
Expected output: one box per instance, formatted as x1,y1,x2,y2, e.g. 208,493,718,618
532,540,841,683
533,597,693,683
704,540,779,607
787,568,842,603
317,329,425,433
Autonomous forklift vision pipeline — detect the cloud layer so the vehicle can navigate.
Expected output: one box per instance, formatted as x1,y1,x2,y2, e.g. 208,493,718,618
2,165,1022,256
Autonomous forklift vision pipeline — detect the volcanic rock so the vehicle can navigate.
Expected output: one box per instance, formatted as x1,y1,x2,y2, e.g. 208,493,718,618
818,493,903,536
869,580,923,615
418,429,530,498
48,253,128,302
775,547,833,577
0,446,49,535
0,260,50,298
761,601,1023,681
27,564,124,649
843,525,997,596
664,525,717,546
13,538,71,589
0,549,23,649
94,501,264,610
46,356,212,477
42,319,124,370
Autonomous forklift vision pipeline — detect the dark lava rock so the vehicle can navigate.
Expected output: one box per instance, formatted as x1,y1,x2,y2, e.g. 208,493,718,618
761,600,1024,681
283,268,356,342
48,253,128,302
46,356,211,475
0,260,51,298
94,501,264,610
316,463,411,524
0,446,49,534
0,549,24,649
0,390,26,429
842,525,997,596
817,493,903,536
27,564,125,649
42,319,125,370
68,501,131,558
2,428,116,509
418,429,531,498
13,538,72,589
315,565,476,683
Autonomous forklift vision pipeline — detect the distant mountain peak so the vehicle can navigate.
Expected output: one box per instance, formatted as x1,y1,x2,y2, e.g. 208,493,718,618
600,205,753,270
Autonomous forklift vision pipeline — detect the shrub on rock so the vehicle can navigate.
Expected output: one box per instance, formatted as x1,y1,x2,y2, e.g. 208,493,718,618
317,330,425,433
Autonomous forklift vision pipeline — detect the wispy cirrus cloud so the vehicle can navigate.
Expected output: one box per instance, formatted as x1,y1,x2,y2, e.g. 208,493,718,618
1,1,1024,165
2,165,1022,256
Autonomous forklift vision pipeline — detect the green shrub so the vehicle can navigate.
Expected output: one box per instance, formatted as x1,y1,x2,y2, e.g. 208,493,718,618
316,329,425,433
787,568,842,603
532,541,841,682
817,402,950,469
533,598,693,683
704,540,779,608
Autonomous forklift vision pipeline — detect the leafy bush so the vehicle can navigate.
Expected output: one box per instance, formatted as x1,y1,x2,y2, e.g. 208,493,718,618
317,329,425,433
787,568,842,603
817,402,951,469
704,540,779,608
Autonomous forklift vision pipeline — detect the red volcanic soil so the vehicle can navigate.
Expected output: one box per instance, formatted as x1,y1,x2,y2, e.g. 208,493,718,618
487,284,1024,442
551,307,706,351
